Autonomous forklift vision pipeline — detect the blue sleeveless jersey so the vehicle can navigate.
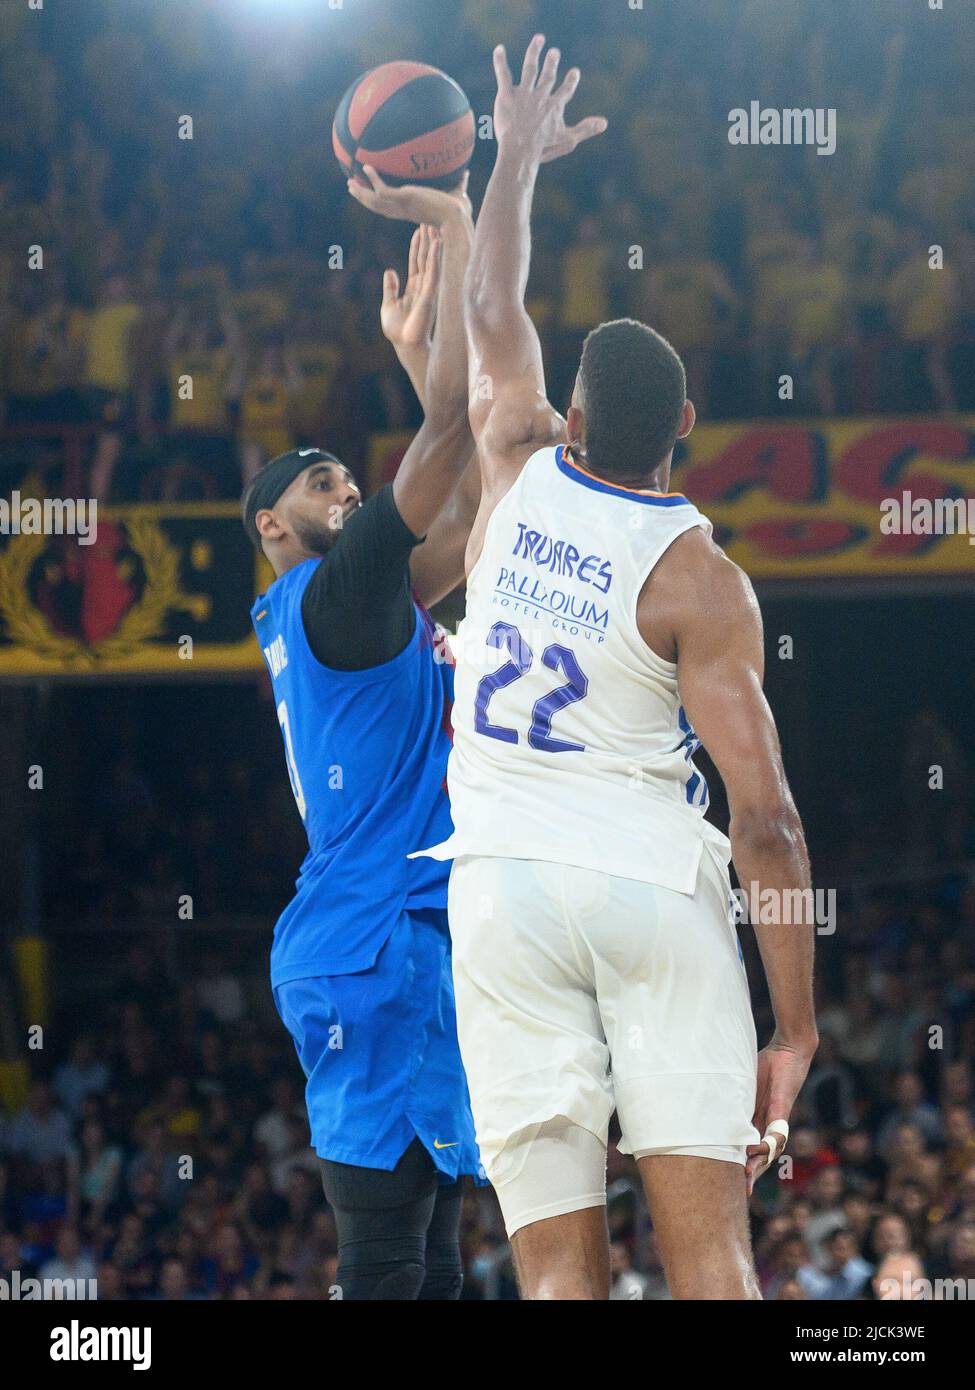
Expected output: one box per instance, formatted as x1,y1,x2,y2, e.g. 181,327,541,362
251,559,454,986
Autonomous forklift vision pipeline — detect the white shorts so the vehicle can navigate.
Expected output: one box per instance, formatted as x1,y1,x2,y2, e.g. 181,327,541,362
448,851,760,1236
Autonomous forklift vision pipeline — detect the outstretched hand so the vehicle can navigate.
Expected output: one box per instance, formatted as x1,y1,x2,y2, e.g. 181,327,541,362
493,34,607,165
379,224,441,352
347,166,472,229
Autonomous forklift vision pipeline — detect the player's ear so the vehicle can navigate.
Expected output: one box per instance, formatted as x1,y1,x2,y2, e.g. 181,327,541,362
256,508,285,542
566,403,585,449
677,398,696,440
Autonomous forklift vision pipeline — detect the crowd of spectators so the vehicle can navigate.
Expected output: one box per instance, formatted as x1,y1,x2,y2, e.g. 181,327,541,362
0,683,972,1300
3,863,974,1301
2,0,975,505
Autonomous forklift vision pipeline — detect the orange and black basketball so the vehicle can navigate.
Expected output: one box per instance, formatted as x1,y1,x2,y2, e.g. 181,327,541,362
332,61,475,190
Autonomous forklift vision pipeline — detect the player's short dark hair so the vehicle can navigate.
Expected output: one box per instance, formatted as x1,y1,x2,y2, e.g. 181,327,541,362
577,319,686,478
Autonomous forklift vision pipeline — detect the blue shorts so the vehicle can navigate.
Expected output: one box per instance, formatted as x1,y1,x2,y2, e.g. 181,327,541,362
273,906,482,1179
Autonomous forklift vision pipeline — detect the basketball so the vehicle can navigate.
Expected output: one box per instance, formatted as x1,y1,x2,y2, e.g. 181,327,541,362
332,61,475,190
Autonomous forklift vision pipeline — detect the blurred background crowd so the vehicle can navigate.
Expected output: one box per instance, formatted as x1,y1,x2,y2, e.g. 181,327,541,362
1,675,972,1301
1,0,974,1301
1,0,974,504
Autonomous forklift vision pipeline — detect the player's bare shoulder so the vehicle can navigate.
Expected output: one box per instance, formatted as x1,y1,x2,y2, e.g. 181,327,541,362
638,523,762,666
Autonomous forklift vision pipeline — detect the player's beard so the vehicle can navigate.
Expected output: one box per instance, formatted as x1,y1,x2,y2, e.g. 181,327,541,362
292,514,342,557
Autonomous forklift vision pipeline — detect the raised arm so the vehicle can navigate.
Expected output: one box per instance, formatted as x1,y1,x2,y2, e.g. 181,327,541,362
378,222,442,411
465,36,606,469
362,204,480,606
640,527,818,1191
348,170,474,539
408,449,480,606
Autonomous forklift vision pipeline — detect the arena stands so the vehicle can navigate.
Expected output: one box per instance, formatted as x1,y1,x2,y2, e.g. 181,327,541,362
1,0,974,1300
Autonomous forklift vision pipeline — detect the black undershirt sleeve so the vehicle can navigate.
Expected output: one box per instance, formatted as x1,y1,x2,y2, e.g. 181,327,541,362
300,484,423,671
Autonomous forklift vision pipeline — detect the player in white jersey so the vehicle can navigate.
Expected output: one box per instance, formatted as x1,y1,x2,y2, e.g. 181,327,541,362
415,36,818,1300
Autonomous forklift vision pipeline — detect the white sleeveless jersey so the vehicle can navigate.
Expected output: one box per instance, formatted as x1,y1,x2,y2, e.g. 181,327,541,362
418,444,731,893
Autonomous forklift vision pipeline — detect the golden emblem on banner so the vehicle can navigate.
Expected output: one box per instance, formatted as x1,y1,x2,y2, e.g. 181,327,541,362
0,514,207,668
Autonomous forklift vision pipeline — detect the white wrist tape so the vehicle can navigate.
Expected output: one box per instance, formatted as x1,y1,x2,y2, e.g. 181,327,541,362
762,1118,790,1164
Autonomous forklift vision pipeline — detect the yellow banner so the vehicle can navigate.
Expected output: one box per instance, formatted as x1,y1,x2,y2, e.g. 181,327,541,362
1,417,971,676
672,416,975,578
373,418,975,579
0,502,270,676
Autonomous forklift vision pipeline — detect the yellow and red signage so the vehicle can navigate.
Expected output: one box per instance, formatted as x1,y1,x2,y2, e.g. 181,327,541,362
0,418,971,677
372,416,975,580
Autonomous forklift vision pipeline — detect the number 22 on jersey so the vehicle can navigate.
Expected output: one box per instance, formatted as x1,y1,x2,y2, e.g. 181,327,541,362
473,620,589,753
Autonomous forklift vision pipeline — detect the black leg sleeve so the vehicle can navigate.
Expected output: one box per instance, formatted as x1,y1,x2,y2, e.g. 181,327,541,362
418,1179,464,1301
320,1137,439,1301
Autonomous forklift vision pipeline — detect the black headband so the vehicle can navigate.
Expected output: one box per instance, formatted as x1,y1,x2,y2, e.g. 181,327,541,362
241,448,343,547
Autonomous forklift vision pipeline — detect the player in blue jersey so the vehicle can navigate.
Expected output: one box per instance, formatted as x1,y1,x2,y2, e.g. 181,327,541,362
241,183,483,1299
